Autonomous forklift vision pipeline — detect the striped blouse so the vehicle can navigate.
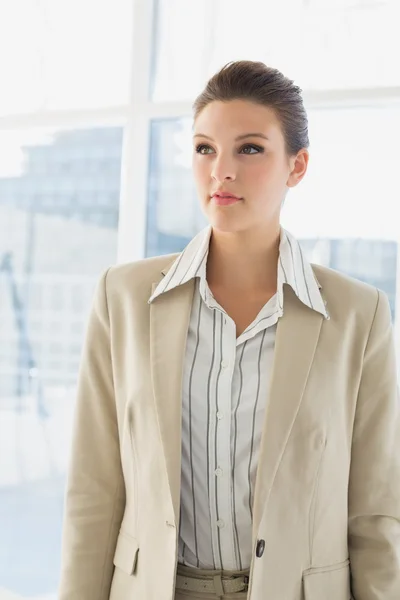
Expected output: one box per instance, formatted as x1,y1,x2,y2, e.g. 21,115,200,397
149,225,329,571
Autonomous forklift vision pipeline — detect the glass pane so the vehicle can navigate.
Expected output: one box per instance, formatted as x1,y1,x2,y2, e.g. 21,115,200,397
0,126,122,597
146,119,207,256
151,0,400,102
0,0,132,116
145,107,399,320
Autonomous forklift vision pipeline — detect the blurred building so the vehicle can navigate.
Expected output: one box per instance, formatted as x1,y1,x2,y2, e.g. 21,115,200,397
0,128,122,401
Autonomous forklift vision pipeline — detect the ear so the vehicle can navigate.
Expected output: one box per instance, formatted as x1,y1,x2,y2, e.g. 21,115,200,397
286,149,309,188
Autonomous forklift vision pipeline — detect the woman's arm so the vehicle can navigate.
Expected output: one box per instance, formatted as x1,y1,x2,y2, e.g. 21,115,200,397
348,289,400,600
59,268,125,600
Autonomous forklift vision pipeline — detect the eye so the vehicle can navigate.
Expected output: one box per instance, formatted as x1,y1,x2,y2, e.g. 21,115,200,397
195,144,214,155
239,144,264,155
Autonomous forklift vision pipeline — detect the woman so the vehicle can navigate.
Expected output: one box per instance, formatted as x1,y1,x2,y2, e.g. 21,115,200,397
59,61,400,600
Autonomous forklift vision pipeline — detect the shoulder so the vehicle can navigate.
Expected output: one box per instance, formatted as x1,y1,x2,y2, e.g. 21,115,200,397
312,262,378,300
312,263,385,323
101,253,179,303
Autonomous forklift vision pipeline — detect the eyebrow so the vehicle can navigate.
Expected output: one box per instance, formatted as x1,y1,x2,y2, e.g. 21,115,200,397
193,133,270,142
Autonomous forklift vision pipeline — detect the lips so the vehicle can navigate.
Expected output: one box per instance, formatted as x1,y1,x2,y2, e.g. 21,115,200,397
212,191,242,206
213,191,241,199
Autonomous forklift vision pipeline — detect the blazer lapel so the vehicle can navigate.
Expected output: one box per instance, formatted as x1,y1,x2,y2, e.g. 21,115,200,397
150,268,325,541
149,276,195,528
252,284,324,543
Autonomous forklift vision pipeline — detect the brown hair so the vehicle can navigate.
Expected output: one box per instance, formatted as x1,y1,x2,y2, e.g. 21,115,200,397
193,60,309,156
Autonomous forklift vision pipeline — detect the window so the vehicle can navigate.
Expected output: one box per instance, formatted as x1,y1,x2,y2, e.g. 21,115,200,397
0,0,133,116
0,125,124,597
151,0,400,102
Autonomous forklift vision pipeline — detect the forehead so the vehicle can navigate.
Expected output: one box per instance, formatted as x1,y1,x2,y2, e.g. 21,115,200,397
194,99,283,139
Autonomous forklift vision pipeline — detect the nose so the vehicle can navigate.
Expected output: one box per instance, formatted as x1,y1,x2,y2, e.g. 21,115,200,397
211,153,237,183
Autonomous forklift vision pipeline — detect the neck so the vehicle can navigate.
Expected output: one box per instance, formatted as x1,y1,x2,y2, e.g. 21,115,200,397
206,224,281,292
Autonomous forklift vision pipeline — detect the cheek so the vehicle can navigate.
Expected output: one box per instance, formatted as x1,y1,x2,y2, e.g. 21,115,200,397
246,162,272,188
246,157,285,188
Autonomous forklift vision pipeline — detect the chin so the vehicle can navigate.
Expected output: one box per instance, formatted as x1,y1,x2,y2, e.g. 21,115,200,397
207,214,249,234
202,200,251,233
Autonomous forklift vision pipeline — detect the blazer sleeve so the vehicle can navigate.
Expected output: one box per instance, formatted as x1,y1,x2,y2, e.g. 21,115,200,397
348,289,400,599
58,268,125,600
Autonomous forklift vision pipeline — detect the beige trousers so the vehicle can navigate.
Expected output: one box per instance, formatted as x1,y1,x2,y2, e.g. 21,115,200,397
174,563,249,600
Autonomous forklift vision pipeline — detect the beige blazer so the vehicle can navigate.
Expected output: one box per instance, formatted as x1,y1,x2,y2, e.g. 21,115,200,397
58,254,400,600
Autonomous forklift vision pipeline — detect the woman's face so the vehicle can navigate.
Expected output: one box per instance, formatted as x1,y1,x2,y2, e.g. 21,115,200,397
192,99,308,234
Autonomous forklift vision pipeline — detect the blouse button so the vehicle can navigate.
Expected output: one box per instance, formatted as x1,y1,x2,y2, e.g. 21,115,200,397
256,539,265,558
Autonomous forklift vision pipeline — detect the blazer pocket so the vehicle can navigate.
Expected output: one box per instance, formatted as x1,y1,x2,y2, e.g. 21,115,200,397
303,559,351,599
113,530,140,575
